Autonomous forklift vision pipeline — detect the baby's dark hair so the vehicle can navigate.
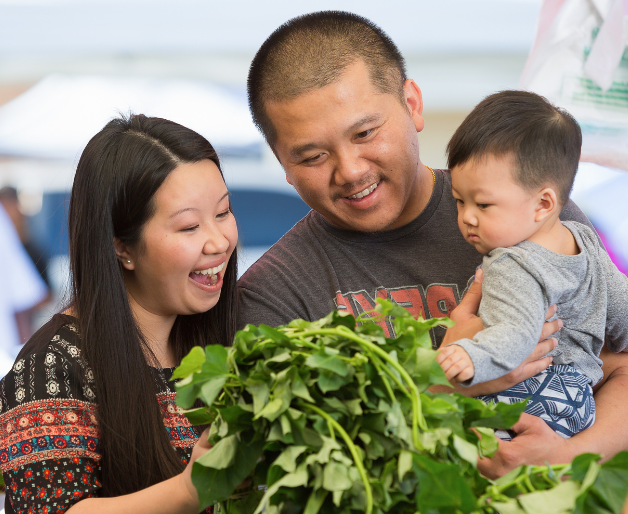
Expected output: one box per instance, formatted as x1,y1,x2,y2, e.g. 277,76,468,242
447,90,581,205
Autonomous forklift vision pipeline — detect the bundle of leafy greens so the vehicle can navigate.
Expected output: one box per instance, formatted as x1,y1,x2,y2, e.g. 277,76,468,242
174,300,628,514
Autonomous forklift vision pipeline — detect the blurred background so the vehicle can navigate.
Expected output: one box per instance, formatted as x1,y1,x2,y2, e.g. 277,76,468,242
0,0,626,366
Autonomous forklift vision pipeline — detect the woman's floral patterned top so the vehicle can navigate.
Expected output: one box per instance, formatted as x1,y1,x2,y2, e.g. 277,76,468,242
0,314,207,513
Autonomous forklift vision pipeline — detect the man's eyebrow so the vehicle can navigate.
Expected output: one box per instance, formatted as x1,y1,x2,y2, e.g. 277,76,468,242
289,114,382,159
169,192,230,218
345,114,381,135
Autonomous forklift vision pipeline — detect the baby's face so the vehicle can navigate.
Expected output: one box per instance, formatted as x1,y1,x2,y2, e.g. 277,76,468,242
451,153,540,254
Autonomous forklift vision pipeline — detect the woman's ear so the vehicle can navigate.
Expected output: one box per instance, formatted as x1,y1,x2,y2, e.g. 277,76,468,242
534,187,558,223
113,237,134,270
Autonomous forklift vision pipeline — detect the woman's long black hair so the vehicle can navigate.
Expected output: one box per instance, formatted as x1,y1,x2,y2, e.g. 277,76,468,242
67,114,238,497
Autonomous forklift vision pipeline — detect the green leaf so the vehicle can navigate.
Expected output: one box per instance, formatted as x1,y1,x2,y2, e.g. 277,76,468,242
245,380,270,415
254,462,309,514
172,346,206,379
518,479,580,514
182,406,215,426
589,451,628,513
398,450,413,480
253,397,287,422
453,434,478,468
304,489,328,514
571,453,602,482
292,371,315,403
196,433,239,470
272,445,308,473
386,402,413,447
413,454,477,513
323,461,353,492
199,376,227,407
489,498,527,514
306,350,349,377
203,345,229,376
258,324,291,342
306,435,341,465
403,347,451,391
317,370,351,393
192,432,264,510
223,489,266,514
329,310,356,330
475,427,499,458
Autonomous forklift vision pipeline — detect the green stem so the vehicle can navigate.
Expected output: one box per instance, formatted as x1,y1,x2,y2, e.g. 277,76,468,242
301,403,373,514
291,327,426,449
369,355,397,403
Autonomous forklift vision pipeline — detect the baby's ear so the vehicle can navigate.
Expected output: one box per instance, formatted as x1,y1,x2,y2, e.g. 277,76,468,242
534,187,558,222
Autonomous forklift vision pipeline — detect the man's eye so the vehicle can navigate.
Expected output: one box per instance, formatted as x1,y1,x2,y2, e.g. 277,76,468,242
355,129,373,139
302,153,323,164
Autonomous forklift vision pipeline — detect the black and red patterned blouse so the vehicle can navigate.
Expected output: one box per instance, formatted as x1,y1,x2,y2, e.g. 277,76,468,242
0,314,206,513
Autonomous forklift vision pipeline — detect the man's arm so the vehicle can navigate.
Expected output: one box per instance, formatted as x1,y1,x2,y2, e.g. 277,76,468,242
477,346,628,479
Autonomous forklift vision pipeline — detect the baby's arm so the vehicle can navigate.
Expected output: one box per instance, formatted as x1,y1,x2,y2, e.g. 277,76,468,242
449,254,549,386
436,344,475,382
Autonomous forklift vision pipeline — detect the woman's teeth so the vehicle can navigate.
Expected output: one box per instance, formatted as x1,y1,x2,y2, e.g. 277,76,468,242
347,181,379,200
193,262,225,276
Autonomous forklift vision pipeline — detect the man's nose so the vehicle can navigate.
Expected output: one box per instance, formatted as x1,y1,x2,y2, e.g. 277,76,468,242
333,146,368,186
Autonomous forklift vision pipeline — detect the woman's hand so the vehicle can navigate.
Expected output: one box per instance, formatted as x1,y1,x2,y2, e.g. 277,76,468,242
179,428,212,508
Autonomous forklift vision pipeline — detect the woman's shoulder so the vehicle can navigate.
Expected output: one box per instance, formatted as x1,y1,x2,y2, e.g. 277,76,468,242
0,314,96,414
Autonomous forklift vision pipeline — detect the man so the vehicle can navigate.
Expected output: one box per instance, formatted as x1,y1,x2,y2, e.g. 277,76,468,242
238,11,628,476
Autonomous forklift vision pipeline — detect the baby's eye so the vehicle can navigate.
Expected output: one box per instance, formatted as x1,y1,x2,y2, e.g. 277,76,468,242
455,198,464,206
477,203,489,209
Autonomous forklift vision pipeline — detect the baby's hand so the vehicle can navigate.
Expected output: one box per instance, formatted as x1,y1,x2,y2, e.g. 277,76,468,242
436,345,475,383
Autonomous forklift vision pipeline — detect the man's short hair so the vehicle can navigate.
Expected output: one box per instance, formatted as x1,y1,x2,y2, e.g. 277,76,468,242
446,90,582,205
247,11,407,145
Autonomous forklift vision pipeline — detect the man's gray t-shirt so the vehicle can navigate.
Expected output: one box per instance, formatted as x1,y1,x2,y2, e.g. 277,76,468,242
237,169,595,348
452,221,628,386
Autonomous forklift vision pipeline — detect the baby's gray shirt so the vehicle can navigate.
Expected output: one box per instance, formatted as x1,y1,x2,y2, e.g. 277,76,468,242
452,221,628,386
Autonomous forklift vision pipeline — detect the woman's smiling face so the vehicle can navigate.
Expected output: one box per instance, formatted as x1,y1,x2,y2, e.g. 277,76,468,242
123,159,237,317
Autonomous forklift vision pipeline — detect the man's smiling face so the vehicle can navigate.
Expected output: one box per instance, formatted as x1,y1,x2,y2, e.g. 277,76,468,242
265,60,428,233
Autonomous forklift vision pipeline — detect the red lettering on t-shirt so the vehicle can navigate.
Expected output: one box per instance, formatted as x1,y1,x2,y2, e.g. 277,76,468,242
425,284,459,319
389,288,426,320
334,292,356,316
351,290,391,337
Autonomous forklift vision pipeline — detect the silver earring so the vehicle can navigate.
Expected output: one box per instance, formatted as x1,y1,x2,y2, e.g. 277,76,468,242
127,260,131,264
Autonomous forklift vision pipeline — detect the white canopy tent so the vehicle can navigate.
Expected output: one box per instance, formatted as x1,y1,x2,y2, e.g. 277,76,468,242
0,74,264,161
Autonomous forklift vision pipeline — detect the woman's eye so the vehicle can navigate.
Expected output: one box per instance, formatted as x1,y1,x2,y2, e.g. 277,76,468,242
181,225,199,232
217,209,231,219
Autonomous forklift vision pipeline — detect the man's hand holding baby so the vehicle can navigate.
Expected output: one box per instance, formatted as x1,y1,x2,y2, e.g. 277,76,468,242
436,344,475,383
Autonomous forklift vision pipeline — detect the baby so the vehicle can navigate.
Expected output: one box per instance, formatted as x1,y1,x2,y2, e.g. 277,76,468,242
436,90,628,439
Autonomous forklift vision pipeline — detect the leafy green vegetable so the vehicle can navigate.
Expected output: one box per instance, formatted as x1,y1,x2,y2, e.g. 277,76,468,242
174,300,628,513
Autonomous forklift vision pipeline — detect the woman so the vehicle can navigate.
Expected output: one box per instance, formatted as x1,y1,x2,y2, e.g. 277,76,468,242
0,115,238,513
